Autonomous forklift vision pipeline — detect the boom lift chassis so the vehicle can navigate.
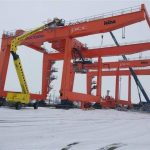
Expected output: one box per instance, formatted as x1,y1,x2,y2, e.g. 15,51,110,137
0,4,150,110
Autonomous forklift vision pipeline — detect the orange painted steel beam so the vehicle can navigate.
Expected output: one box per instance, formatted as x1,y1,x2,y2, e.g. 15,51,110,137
2,33,86,54
84,58,150,69
27,44,47,53
116,100,131,106
30,93,46,100
96,57,102,98
103,59,150,69
11,30,86,53
52,39,87,52
25,38,86,53
60,38,73,100
0,36,10,96
88,69,150,76
66,91,99,103
28,42,150,61
41,54,52,98
23,39,86,54
45,53,64,60
82,42,150,58
0,91,7,97
142,4,150,27
51,42,150,60
87,73,92,95
69,66,75,92
17,5,147,45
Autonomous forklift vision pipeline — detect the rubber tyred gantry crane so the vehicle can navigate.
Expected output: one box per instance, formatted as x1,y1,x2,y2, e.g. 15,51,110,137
0,4,150,109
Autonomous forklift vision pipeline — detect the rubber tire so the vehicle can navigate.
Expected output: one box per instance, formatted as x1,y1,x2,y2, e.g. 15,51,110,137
92,103,102,109
15,102,22,110
0,98,6,107
33,102,39,109
0,100,4,107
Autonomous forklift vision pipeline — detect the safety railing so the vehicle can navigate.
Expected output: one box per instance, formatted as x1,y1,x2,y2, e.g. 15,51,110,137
66,5,141,25
127,66,150,70
102,66,150,71
119,56,150,61
3,5,141,37
3,30,15,37
88,39,150,49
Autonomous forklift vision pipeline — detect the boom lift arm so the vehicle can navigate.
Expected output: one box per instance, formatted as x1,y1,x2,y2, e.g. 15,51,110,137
110,31,150,103
6,18,65,105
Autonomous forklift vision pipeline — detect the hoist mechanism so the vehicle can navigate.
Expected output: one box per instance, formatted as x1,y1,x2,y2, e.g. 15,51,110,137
122,27,126,39
72,48,92,73
6,18,65,109
72,48,92,65
100,35,104,48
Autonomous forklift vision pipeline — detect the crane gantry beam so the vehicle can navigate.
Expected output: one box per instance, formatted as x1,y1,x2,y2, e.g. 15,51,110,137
18,4,150,45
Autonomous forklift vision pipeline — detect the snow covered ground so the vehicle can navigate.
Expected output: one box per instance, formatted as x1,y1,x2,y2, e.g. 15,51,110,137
0,107,150,150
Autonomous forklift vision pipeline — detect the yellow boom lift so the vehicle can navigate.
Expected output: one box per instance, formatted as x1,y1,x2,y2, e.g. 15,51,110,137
6,18,65,109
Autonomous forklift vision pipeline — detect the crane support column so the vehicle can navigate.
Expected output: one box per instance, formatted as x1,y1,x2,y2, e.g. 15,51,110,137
60,38,73,100
80,72,92,109
69,66,75,92
0,36,10,96
115,67,120,104
42,54,52,99
96,57,102,100
86,72,92,95
128,75,132,107
142,4,150,28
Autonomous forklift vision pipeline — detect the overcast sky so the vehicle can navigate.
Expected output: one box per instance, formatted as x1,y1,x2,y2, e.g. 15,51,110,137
0,0,150,103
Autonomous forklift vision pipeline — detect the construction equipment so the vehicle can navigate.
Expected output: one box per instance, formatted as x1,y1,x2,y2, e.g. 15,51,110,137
5,18,65,109
0,4,150,110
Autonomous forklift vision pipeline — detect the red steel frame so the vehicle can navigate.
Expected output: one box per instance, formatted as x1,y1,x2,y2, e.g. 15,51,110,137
0,4,150,108
84,59,150,108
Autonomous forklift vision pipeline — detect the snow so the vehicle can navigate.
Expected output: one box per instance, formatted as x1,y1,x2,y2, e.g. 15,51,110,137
0,107,150,150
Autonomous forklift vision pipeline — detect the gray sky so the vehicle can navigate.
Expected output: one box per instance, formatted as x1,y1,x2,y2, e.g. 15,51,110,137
1,0,150,103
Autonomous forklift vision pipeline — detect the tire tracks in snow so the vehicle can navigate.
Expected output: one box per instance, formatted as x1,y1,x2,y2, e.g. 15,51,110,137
98,143,126,150
61,142,79,150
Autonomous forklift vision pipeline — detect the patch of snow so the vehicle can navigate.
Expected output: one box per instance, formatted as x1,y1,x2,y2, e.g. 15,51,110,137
0,108,150,150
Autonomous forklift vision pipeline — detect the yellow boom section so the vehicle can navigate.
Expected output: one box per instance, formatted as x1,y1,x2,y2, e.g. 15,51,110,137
6,18,65,104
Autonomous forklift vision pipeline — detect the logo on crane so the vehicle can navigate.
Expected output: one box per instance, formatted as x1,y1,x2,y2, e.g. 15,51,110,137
104,20,116,25
71,26,87,33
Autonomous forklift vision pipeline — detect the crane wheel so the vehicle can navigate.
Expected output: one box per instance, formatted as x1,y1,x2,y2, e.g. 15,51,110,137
0,98,6,107
0,101,3,107
33,102,39,109
15,102,22,110
92,103,102,109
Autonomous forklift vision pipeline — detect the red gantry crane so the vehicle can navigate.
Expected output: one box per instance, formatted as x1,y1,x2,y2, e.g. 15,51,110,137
0,4,150,109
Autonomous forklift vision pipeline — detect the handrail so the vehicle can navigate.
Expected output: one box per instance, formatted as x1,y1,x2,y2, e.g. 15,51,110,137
103,66,150,71
66,5,141,25
119,56,150,61
3,5,142,37
88,39,150,49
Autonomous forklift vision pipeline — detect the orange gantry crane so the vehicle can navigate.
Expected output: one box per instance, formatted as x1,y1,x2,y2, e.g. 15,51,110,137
83,58,150,108
0,4,150,109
